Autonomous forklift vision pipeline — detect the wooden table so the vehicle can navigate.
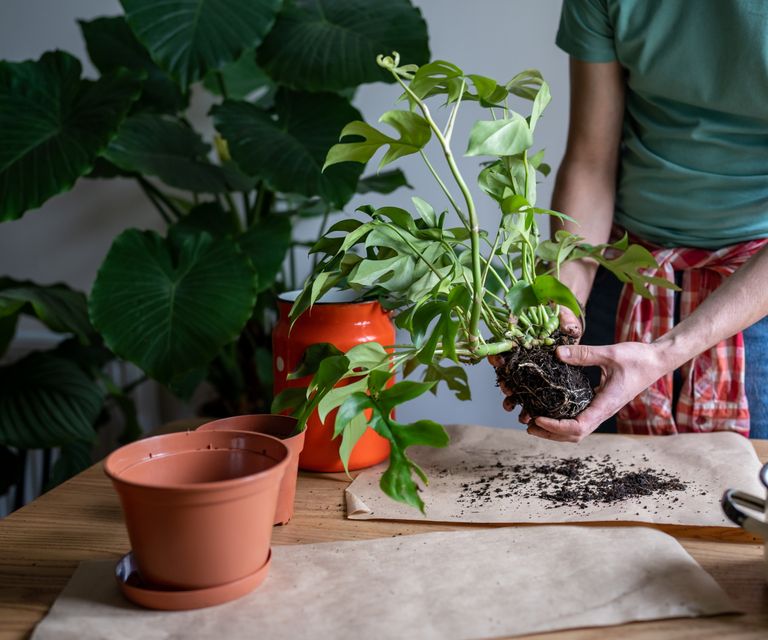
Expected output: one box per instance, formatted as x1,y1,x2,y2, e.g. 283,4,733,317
1,437,767,640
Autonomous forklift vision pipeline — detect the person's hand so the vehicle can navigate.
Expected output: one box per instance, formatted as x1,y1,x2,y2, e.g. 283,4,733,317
525,341,667,443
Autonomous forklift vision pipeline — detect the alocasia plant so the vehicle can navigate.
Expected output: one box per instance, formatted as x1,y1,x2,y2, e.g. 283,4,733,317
273,53,675,512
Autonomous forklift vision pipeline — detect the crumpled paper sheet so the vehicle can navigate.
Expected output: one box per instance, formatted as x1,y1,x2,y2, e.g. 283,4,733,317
346,424,764,525
32,527,737,640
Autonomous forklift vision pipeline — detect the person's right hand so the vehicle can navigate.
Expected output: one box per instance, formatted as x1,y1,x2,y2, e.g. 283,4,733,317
524,341,667,442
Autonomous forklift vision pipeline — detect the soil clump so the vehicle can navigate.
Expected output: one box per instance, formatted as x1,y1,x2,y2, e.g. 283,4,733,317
492,332,593,419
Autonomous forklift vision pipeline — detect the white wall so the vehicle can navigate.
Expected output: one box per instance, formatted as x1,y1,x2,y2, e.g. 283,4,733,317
0,0,570,431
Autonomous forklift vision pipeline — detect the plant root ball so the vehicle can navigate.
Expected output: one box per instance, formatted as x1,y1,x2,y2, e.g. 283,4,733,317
493,335,594,420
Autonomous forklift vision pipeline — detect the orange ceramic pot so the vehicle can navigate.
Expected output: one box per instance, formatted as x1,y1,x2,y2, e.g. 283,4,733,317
197,415,304,526
104,430,289,590
273,291,393,472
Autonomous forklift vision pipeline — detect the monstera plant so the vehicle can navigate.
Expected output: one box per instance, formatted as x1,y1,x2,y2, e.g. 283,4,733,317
275,54,674,512
0,0,430,501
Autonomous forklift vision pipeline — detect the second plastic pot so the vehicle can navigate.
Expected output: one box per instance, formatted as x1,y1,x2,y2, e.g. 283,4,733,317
197,415,304,525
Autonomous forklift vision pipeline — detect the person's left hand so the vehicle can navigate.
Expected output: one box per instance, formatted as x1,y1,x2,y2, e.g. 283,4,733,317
524,341,667,443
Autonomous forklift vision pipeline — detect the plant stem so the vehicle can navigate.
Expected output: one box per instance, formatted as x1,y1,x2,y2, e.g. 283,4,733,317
312,206,331,270
138,177,183,220
394,74,484,351
443,78,465,143
137,178,172,224
250,185,273,226
481,231,502,291
419,151,469,229
472,340,518,357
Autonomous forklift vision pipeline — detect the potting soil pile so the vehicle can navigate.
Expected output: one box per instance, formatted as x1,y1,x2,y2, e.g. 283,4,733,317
346,424,764,526
32,527,736,640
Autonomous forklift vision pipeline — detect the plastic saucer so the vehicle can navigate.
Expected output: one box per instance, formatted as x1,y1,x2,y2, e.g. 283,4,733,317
115,550,272,610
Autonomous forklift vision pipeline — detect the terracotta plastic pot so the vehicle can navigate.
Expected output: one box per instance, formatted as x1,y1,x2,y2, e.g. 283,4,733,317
104,430,289,590
197,415,304,525
273,290,393,472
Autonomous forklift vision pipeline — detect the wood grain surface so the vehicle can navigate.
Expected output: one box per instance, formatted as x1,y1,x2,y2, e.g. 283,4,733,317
1,432,766,640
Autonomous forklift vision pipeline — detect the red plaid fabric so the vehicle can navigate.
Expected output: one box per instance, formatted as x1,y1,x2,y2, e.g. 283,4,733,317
614,234,768,437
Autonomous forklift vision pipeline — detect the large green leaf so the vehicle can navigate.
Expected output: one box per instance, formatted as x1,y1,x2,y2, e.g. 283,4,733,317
0,51,142,221
465,113,533,157
121,0,281,91
239,215,292,293
79,16,187,113
104,114,230,192
213,90,364,207
531,275,581,318
324,110,431,172
90,229,257,383
257,0,429,91
0,279,93,341
0,353,103,449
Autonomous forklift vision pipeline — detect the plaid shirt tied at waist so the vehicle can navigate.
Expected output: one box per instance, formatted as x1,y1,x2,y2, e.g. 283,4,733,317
614,234,768,437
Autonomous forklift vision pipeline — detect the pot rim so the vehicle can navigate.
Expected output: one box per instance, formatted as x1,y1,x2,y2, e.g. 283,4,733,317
278,288,377,305
104,431,290,493
197,414,303,441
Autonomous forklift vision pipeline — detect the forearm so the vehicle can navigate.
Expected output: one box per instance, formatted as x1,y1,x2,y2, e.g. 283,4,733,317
653,244,768,371
551,157,616,304
551,58,625,306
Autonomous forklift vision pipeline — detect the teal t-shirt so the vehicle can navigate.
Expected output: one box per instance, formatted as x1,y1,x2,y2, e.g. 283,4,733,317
556,0,768,248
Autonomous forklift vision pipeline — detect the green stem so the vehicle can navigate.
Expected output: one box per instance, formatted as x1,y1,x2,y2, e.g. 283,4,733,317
481,231,503,291
419,151,469,228
249,185,273,226
394,74,484,351
388,224,447,281
443,78,466,143
138,177,182,221
138,181,172,224
472,340,518,357
484,287,507,307
312,206,331,271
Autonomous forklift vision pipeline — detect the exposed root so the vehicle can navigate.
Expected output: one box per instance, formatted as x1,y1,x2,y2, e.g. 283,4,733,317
493,332,593,419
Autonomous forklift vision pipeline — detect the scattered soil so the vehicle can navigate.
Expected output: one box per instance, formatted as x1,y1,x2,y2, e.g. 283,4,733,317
447,453,688,512
493,332,593,419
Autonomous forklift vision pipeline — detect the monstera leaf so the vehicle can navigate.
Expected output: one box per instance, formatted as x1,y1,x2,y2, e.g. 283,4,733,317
212,90,363,207
257,0,430,91
90,229,257,384
79,16,187,113
0,352,103,449
104,114,230,192
121,0,281,90
0,51,141,221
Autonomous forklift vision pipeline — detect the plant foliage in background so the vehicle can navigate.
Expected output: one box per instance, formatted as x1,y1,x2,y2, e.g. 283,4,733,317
275,54,676,512
0,1,429,501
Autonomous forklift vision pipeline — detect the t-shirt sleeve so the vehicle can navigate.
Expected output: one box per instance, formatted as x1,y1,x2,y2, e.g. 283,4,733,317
556,0,617,62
